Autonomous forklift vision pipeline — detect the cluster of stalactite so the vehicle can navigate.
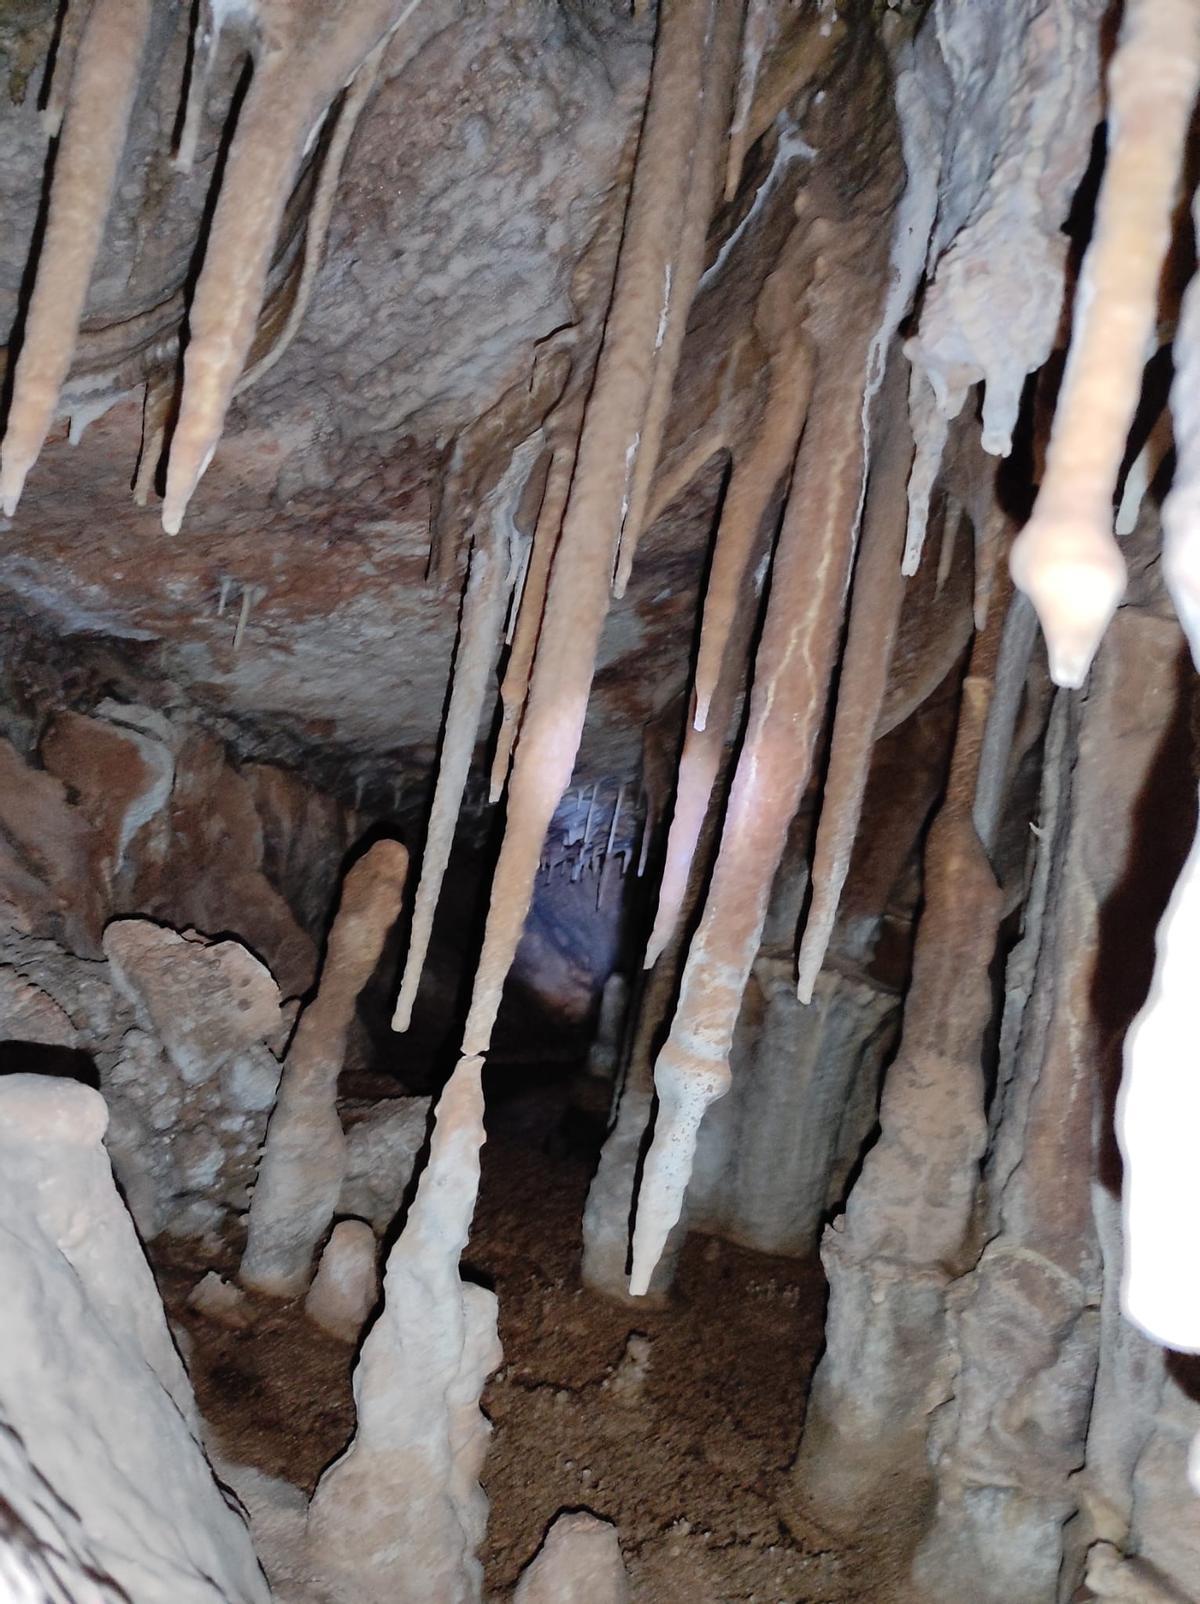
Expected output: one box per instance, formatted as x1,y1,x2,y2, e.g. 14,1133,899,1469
0,0,440,531
12,0,1200,1586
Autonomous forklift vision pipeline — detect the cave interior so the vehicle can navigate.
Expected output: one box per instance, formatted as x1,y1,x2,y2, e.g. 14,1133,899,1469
1,0,1199,1600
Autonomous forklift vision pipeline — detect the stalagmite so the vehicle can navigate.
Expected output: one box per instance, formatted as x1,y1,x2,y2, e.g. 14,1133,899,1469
513,1513,630,1604
795,353,913,1003
796,577,1022,1514
0,1075,270,1603
1163,190,1200,667
451,0,717,1065
629,209,896,1296
162,2,425,534
394,442,537,1031
1118,794,1200,1352
612,0,744,601
305,1058,500,1604
688,237,813,733
240,840,408,1296
0,0,152,517
1010,0,1200,688
305,1219,381,1343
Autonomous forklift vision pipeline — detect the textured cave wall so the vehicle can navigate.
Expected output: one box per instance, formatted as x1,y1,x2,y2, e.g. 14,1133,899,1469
0,1,702,793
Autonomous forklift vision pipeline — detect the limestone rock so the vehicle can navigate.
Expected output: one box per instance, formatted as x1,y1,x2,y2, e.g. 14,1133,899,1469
688,961,899,1257
103,919,283,1083
0,1073,269,1603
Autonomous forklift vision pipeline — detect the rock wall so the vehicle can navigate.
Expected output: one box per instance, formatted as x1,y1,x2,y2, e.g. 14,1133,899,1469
0,1073,269,1603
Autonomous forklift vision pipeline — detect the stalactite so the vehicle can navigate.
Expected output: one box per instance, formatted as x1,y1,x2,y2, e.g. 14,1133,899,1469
628,204,896,1295
612,0,744,601
723,0,776,202
173,0,223,174
305,1057,500,1604
0,0,152,517
583,769,730,1302
161,0,431,534
793,353,913,1003
489,416,581,803
442,0,716,1069
233,39,387,398
688,235,813,733
239,841,409,1296
1010,0,1200,688
393,442,538,1033
642,440,773,972
41,0,87,138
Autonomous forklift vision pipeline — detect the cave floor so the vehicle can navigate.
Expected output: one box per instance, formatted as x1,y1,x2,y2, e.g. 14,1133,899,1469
157,1068,918,1602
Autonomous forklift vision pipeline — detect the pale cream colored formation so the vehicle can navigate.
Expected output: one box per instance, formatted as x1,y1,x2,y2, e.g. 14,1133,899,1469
445,0,721,1071
304,1219,380,1343
394,444,537,1032
612,0,744,600
795,354,913,1003
1010,0,1200,688
630,236,891,1296
305,1058,500,1604
901,0,1103,578
1118,790,1200,1352
0,0,152,517
1,0,432,532
489,423,579,804
723,0,776,202
161,1,407,534
240,841,408,1296
643,251,812,969
687,237,812,735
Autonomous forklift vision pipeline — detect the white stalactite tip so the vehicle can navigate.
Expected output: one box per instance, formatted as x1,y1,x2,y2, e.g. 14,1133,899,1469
1117,784,1200,1354
1008,513,1125,690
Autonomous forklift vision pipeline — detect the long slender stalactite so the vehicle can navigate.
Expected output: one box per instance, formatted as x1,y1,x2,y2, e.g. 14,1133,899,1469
794,351,912,1004
0,0,152,517
393,443,537,1032
686,232,812,735
489,410,581,805
443,0,715,1069
1010,0,1200,687
628,177,898,1295
161,3,410,534
611,0,744,600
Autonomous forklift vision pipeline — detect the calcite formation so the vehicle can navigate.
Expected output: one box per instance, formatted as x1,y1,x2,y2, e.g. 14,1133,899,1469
4,0,1200,1598
240,839,409,1295
0,1074,269,1603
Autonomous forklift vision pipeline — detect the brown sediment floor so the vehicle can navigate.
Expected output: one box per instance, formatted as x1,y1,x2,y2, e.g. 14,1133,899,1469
158,1068,917,1601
